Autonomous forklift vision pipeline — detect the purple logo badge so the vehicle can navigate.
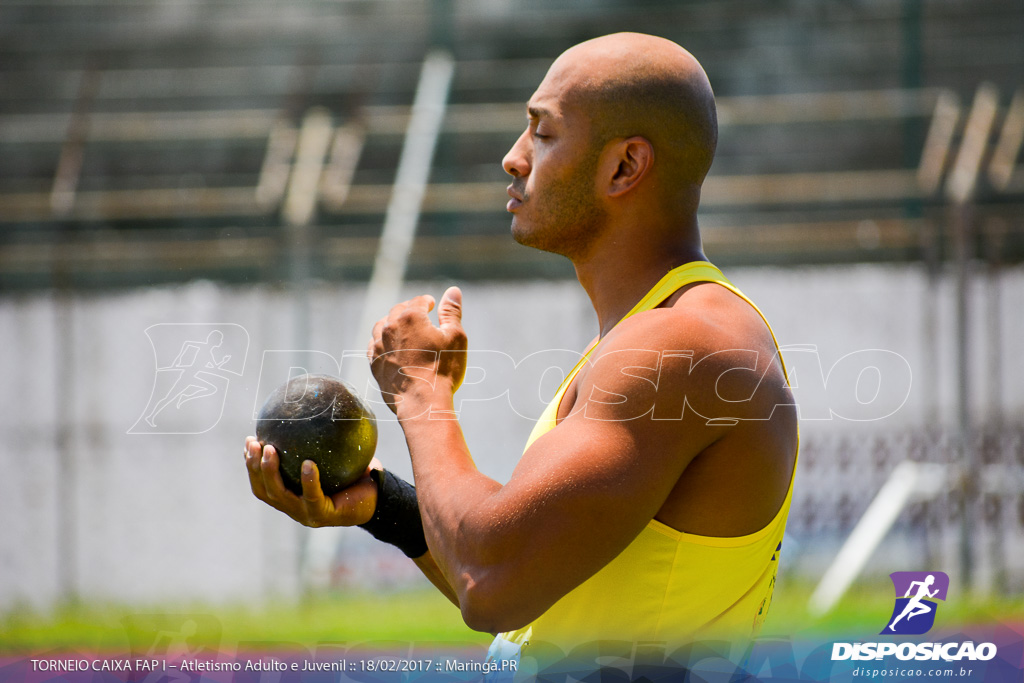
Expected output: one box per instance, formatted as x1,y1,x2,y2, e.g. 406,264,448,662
882,571,949,635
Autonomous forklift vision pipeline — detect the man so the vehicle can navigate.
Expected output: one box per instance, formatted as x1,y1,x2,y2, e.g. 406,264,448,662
244,32,798,676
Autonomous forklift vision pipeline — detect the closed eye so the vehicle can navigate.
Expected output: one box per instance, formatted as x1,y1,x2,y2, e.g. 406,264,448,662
530,122,550,140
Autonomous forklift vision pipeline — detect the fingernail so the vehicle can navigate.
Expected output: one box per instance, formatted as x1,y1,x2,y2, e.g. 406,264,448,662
262,449,270,463
302,461,312,475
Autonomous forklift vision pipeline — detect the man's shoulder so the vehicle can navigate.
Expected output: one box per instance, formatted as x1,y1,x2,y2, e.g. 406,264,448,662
600,281,778,365
575,282,789,422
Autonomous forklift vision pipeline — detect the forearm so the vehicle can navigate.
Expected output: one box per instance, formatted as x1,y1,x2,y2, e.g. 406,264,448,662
343,467,458,606
399,397,502,558
396,391,521,627
413,550,460,607
367,290,570,631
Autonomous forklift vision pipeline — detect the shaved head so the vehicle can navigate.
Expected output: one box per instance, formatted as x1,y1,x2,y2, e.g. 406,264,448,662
503,33,717,260
552,33,718,189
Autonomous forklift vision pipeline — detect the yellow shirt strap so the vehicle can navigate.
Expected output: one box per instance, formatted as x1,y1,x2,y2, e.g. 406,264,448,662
622,262,732,319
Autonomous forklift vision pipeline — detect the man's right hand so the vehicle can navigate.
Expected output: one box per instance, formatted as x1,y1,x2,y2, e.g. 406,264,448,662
244,435,379,528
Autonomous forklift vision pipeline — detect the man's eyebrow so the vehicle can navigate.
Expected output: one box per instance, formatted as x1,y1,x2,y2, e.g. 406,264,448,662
527,105,553,120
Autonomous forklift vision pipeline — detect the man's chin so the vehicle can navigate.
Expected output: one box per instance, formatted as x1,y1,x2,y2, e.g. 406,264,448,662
510,217,531,246
511,225,566,258
511,219,542,250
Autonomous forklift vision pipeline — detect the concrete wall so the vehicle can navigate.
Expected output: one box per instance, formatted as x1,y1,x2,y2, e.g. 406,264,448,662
1,263,1021,610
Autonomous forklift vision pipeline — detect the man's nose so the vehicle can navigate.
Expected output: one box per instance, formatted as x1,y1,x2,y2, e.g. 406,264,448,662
502,129,531,177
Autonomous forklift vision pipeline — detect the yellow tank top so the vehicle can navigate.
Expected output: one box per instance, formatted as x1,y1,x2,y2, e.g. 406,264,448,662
487,261,798,675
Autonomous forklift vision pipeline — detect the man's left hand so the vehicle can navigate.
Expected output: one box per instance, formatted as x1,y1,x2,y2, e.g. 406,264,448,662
367,286,468,416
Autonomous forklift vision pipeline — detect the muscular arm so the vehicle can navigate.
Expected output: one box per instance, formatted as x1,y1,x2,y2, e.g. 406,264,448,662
392,347,719,632
369,287,789,633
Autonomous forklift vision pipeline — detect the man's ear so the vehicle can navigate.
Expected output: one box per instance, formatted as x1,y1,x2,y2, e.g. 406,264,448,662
605,136,653,197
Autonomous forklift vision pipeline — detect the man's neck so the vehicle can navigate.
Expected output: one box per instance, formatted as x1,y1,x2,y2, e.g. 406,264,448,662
574,238,706,338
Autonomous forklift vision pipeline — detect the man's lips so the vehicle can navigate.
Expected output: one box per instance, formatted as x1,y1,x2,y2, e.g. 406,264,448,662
506,185,524,211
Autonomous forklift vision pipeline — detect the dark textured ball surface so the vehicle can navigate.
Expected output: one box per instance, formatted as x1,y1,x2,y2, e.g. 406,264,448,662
255,374,377,496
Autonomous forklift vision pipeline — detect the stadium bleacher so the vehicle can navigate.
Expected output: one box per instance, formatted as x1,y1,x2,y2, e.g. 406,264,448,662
1,0,1021,290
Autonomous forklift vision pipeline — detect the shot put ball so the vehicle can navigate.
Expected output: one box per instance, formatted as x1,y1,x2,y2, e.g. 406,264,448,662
256,374,377,496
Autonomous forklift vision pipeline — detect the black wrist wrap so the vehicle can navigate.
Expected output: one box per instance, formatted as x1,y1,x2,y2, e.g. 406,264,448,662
358,469,428,558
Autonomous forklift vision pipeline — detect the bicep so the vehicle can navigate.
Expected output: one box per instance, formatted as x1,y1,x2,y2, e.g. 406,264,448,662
490,360,712,609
